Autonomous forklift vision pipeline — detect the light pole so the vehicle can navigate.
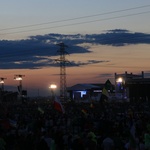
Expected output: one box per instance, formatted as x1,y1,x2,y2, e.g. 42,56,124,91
14,75,25,99
0,78,6,91
116,77,125,99
0,78,6,102
49,84,57,101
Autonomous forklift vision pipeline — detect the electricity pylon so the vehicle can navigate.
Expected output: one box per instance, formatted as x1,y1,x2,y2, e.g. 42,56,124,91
55,42,69,102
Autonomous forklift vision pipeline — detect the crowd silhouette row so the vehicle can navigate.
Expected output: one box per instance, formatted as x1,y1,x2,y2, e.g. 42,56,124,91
0,100,150,150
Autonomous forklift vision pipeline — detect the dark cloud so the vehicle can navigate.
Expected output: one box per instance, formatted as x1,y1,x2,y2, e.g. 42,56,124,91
0,29,149,69
85,29,150,46
67,60,109,67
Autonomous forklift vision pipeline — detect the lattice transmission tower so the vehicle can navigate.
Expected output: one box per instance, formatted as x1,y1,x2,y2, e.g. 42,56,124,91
55,42,69,102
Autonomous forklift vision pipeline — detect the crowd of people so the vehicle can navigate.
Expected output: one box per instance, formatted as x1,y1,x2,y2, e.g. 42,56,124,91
0,99,150,150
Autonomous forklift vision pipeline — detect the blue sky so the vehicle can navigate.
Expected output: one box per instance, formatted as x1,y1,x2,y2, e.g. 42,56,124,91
0,0,150,96
1,0,150,39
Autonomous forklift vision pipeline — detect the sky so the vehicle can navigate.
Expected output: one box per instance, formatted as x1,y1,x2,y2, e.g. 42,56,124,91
0,0,150,97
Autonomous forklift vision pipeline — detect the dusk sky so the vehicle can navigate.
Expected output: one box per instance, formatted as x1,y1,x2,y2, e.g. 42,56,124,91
0,0,150,97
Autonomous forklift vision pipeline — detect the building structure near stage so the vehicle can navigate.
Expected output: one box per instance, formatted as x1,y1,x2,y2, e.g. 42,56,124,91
68,71,150,103
115,71,150,102
67,83,115,102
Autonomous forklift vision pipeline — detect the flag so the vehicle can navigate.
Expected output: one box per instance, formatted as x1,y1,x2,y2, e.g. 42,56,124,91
54,97,65,114
81,109,88,116
104,79,113,91
90,103,94,108
38,107,44,114
100,79,112,102
9,119,17,128
102,87,109,97
0,119,17,129
100,87,109,102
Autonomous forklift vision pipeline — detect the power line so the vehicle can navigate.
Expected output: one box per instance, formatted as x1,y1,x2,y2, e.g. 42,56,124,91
0,4,149,69
0,6,150,35
1,10,150,36
0,4,150,32
0,5,150,31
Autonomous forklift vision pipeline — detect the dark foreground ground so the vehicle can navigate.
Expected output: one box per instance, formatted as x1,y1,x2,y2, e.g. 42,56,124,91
0,100,150,150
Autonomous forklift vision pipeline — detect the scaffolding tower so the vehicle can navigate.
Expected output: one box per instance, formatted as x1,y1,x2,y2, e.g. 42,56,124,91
56,42,69,101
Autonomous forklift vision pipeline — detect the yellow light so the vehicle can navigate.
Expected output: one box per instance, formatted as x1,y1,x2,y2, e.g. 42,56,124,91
0,80,4,84
49,84,57,89
116,77,123,83
14,77,22,81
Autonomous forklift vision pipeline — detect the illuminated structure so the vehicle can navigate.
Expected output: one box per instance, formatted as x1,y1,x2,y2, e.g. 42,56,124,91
67,84,106,102
14,75,25,99
0,78,7,91
68,71,150,102
49,84,57,100
114,71,150,102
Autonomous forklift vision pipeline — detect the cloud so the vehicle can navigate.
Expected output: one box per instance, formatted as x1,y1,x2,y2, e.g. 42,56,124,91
85,29,150,46
0,29,149,69
66,60,109,67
